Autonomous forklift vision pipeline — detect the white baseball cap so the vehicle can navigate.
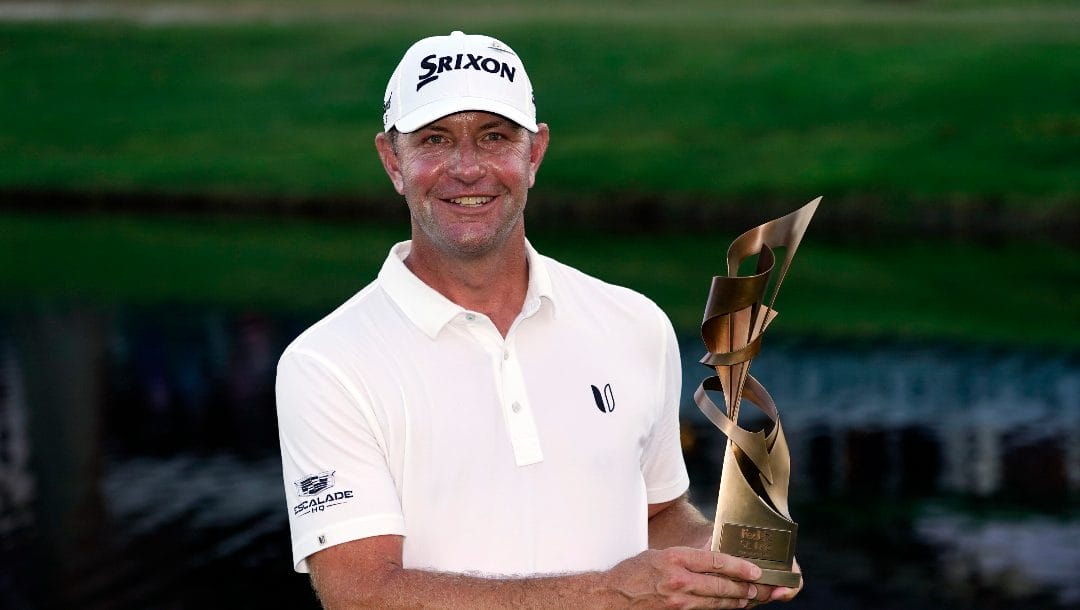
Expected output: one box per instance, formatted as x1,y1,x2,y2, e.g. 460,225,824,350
382,31,538,134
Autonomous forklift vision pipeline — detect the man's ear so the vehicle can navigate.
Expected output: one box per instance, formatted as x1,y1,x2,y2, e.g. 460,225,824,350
374,132,405,195
527,123,550,188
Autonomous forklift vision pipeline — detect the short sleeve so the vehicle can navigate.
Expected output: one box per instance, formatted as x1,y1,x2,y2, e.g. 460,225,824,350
276,349,405,572
639,306,691,504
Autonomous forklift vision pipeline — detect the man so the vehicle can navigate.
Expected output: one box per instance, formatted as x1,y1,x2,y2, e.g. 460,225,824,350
276,31,801,608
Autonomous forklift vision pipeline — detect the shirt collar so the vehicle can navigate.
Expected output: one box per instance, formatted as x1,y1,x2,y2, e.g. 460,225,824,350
378,240,557,340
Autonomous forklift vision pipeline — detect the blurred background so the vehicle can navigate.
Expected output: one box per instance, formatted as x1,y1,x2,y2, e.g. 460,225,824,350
1,1,1078,608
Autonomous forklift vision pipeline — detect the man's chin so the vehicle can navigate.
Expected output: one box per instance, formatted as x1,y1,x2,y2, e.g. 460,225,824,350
422,223,523,260
442,235,511,259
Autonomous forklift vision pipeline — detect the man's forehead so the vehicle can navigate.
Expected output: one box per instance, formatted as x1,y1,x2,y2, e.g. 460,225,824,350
416,111,523,132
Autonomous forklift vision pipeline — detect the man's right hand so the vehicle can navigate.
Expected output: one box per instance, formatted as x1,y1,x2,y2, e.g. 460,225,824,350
602,547,768,609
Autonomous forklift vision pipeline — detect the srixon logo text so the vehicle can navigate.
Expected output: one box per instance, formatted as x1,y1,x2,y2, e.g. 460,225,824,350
416,53,517,91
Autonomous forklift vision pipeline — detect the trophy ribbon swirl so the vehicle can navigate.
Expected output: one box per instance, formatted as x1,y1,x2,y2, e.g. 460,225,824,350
694,197,820,588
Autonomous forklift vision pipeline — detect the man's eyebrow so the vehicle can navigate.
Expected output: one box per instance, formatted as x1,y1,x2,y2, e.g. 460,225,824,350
419,124,451,133
480,119,513,131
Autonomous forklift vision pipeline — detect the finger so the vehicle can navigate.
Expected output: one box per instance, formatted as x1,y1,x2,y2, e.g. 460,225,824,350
769,579,802,601
679,549,763,582
694,600,751,610
682,594,754,610
752,583,774,602
676,571,758,601
769,556,803,601
770,585,800,602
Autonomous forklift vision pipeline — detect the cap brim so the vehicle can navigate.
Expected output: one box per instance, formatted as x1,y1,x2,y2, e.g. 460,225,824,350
392,97,538,133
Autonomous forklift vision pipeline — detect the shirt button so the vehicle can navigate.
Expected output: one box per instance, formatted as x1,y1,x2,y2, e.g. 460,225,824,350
503,350,510,360
511,402,521,413
465,313,476,322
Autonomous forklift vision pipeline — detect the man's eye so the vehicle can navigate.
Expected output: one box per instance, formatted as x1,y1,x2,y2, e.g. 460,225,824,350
424,134,447,144
482,132,506,141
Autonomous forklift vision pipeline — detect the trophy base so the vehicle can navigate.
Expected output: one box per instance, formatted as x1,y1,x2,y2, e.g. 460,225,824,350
715,520,800,589
754,566,802,588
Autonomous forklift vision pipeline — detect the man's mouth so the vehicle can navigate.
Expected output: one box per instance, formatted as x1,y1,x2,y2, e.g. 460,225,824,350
449,196,493,207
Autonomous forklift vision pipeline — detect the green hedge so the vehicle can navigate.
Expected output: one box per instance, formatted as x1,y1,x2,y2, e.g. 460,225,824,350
2,2,1078,225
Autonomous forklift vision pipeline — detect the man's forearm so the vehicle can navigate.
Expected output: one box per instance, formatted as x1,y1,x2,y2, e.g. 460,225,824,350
310,534,765,610
308,535,630,610
317,566,622,610
647,494,714,550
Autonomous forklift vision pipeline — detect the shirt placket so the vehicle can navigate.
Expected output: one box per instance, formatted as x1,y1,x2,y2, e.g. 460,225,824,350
462,309,543,467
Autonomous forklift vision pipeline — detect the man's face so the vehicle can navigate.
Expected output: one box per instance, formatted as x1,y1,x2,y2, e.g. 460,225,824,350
376,111,549,260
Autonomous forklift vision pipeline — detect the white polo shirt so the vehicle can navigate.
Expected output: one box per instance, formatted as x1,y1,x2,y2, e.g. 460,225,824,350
276,241,689,575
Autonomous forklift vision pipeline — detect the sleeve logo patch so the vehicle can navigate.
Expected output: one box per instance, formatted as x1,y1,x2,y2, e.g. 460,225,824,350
292,470,354,517
294,470,336,496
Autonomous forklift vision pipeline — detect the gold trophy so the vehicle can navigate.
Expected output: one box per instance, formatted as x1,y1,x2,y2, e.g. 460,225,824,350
693,197,820,588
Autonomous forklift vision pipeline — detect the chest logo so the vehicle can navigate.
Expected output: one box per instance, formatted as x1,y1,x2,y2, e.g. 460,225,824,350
591,383,615,413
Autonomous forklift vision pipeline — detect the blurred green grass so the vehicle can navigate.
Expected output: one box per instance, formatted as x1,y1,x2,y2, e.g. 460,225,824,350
2,1,1078,348
3,212,1077,348
2,1,1078,219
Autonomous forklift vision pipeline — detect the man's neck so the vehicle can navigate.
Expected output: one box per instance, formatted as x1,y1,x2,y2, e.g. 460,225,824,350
404,237,530,338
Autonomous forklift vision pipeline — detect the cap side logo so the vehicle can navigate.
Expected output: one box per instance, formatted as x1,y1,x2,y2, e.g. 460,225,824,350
487,40,512,54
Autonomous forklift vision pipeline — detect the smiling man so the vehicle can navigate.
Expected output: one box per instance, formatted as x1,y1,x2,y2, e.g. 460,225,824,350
276,31,800,609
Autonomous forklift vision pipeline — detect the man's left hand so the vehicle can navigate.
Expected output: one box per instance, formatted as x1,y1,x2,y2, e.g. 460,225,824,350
746,557,802,607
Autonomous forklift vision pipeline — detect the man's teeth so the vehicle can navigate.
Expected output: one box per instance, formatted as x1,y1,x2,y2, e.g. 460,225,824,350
450,196,493,207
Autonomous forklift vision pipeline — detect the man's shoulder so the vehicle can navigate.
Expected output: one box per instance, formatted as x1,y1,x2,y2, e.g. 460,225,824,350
541,253,664,317
280,278,394,361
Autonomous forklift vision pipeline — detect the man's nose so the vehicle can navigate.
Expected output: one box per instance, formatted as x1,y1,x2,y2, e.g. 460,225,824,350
448,140,484,182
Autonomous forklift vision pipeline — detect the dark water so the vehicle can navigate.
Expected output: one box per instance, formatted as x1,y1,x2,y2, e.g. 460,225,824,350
1,305,1077,609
